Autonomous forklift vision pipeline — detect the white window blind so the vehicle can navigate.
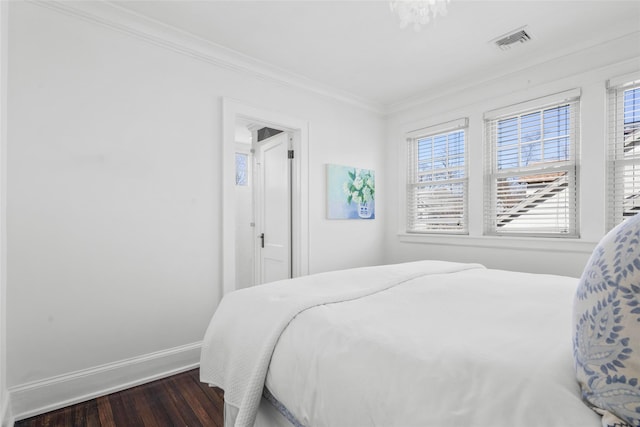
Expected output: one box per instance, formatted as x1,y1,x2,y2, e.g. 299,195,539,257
406,118,468,233
484,90,580,237
607,74,640,229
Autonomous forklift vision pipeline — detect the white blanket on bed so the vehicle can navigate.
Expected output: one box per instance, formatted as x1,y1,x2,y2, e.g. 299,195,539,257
266,267,602,427
199,260,484,427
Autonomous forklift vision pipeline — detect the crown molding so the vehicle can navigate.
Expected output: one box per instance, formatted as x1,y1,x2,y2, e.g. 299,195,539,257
26,1,639,118
386,31,640,116
29,0,385,115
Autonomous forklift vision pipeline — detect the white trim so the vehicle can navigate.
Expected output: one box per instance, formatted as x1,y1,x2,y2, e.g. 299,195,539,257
388,33,639,116
405,117,468,139
25,0,640,117
222,98,310,295
398,233,597,254
483,88,581,120
0,0,7,425
483,96,581,238
397,115,471,237
9,341,201,422
607,70,640,89
1,394,11,427
605,75,640,229
405,119,469,234
29,0,383,115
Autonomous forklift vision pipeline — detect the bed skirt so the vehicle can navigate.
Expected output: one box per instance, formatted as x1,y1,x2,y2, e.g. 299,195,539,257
224,389,299,427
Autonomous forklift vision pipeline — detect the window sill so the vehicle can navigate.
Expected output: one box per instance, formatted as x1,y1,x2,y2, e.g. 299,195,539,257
397,232,598,254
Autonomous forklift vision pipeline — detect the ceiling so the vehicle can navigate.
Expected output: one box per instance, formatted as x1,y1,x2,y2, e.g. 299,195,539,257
112,0,640,108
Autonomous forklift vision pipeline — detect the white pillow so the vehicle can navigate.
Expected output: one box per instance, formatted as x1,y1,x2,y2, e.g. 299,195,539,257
574,213,640,427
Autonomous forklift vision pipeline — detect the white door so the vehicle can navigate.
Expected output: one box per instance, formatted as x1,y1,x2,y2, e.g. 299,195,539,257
254,132,291,284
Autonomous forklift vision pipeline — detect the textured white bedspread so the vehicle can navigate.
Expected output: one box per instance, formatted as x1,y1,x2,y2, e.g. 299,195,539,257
265,267,602,427
199,260,484,426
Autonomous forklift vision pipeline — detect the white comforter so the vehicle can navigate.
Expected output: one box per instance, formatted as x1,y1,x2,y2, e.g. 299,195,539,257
200,261,602,427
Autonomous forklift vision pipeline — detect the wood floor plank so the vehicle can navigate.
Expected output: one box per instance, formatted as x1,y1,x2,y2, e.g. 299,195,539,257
121,381,168,426
191,373,225,423
141,379,186,426
161,375,205,427
114,387,147,426
44,409,67,427
72,399,98,427
15,369,224,427
105,392,130,426
171,372,221,427
96,395,116,427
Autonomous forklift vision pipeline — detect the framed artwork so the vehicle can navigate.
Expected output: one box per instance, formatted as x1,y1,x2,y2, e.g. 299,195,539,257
326,164,375,219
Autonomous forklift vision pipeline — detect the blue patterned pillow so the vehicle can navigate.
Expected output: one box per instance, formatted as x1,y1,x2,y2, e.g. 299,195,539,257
574,213,640,427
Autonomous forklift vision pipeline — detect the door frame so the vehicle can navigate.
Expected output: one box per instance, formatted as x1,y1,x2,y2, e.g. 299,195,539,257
222,98,309,295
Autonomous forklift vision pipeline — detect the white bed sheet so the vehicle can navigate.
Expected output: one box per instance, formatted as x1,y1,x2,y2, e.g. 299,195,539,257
265,268,601,427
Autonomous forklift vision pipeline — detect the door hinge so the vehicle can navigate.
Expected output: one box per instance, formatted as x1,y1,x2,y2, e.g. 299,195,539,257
288,150,294,159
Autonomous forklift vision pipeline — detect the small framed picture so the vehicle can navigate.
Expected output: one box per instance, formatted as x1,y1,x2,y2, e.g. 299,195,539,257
326,164,375,220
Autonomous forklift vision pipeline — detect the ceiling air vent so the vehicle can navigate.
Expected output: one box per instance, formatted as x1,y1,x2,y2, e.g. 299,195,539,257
493,27,531,51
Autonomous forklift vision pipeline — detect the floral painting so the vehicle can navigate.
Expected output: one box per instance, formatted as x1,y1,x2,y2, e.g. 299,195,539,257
327,164,375,219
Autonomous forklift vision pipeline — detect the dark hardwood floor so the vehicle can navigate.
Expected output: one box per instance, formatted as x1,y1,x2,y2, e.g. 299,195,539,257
15,369,224,427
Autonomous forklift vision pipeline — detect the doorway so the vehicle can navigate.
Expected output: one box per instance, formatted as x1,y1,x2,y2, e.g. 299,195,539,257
234,122,292,288
222,99,309,295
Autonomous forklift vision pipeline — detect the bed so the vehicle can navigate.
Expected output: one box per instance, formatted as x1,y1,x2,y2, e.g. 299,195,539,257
200,215,640,427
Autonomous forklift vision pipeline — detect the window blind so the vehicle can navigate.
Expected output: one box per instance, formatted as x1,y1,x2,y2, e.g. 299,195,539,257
406,118,468,233
607,75,640,229
484,91,580,237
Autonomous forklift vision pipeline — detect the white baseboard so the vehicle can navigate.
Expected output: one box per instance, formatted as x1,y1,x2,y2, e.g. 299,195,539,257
1,393,12,427
9,341,202,422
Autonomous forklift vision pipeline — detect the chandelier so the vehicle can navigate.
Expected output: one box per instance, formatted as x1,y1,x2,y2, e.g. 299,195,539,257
389,0,450,31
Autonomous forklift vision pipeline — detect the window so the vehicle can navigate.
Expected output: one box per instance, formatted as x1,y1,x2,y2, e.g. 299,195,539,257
235,152,248,186
484,89,580,237
406,118,468,233
607,74,640,229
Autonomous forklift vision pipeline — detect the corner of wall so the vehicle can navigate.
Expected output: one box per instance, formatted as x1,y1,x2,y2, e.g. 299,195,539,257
0,0,8,425
1,395,13,427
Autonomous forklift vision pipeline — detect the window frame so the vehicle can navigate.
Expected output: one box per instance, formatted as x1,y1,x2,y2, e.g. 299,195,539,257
405,118,469,235
607,72,640,230
483,89,581,238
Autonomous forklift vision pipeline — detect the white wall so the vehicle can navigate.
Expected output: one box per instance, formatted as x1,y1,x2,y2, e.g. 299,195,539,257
6,1,385,419
384,33,640,278
0,1,8,425
234,180,254,288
